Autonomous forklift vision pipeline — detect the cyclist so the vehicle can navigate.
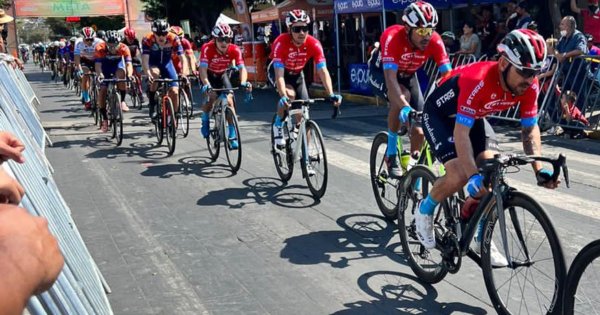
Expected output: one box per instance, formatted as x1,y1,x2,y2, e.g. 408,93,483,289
415,29,559,266
57,40,70,85
142,19,188,121
169,25,197,77
198,23,251,150
94,30,133,132
36,42,46,69
97,30,106,41
269,9,342,166
368,1,451,178
46,41,59,80
122,27,144,104
19,44,29,63
75,27,104,110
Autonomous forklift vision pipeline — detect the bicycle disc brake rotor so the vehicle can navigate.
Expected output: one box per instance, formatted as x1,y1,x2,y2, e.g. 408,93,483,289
440,231,461,273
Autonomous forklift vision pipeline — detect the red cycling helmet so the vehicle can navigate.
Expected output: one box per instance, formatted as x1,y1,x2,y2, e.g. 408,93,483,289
124,28,136,40
81,27,96,40
286,9,310,28
212,23,233,38
497,29,547,70
169,26,185,39
402,1,438,28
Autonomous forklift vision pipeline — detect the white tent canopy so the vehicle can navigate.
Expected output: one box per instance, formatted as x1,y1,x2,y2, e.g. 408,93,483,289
215,13,241,25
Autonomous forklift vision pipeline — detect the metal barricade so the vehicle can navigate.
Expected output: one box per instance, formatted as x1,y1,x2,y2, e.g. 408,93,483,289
0,60,113,315
423,53,477,96
537,55,600,133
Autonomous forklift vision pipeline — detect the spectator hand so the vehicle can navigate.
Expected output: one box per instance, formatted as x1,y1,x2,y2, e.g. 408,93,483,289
0,205,64,295
0,132,25,164
0,168,25,204
241,81,252,92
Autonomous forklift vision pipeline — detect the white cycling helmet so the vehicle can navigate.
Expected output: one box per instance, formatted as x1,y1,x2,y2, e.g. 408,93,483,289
497,29,547,70
402,1,439,28
285,9,311,28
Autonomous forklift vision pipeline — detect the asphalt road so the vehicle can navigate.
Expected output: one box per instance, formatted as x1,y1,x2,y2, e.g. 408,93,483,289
28,64,600,315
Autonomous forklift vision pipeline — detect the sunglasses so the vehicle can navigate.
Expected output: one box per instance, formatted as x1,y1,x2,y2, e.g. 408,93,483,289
515,66,540,78
414,27,434,37
291,26,310,34
216,37,232,43
154,32,168,37
84,38,93,42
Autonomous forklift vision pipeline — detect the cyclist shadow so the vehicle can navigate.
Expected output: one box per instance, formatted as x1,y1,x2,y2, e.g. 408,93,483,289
83,136,170,160
332,270,488,314
197,176,318,209
280,213,406,268
140,156,233,179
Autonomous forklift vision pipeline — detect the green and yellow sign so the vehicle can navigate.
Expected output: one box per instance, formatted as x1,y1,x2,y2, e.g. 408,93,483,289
15,0,125,17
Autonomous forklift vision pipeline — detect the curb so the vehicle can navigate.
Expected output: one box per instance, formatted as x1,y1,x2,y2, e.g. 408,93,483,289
309,87,385,106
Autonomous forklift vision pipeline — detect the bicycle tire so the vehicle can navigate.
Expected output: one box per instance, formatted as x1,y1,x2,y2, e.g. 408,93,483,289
114,92,124,146
92,86,100,126
179,89,191,138
482,191,566,315
563,239,600,315
164,96,176,156
271,114,293,183
129,87,138,110
301,120,328,199
369,131,401,221
397,165,448,284
224,106,242,173
206,106,221,161
109,91,118,140
154,94,164,146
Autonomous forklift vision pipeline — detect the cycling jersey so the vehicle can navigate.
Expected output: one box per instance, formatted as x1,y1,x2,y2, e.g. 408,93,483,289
46,47,58,59
142,32,183,66
172,37,194,74
199,40,244,75
75,38,104,62
58,47,70,60
270,33,326,75
121,38,141,59
379,25,450,76
94,42,132,65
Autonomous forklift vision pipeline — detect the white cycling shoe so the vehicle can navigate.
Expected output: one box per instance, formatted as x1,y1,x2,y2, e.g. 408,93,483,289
473,238,509,267
415,202,436,249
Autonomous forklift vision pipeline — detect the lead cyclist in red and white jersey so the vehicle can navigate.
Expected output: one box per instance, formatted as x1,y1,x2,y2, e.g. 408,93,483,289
415,29,561,266
369,1,451,178
269,9,342,166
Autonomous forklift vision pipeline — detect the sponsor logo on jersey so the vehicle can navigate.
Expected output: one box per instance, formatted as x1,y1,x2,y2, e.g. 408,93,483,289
436,88,455,107
483,100,516,110
466,80,484,105
460,106,476,115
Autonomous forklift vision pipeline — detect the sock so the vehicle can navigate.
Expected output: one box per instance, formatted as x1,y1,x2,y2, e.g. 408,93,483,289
387,129,398,157
120,90,126,103
202,111,209,123
82,90,89,102
274,115,283,127
228,125,236,139
419,195,439,215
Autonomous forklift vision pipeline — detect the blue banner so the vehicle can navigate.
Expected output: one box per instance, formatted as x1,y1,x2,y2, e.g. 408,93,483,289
383,0,468,11
335,0,383,14
349,63,373,95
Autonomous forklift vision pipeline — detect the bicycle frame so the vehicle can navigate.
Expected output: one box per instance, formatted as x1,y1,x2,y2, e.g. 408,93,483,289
209,88,237,144
287,106,311,165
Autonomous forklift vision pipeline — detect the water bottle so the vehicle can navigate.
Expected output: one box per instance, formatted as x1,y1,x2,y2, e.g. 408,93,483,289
460,197,480,220
400,150,411,170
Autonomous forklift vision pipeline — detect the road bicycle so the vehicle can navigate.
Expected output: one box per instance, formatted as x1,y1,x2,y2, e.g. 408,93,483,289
370,112,446,220
270,98,338,200
563,239,600,314
82,73,100,126
127,68,144,110
398,153,570,314
206,87,244,173
152,78,180,156
177,76,195,138
99,78,130,146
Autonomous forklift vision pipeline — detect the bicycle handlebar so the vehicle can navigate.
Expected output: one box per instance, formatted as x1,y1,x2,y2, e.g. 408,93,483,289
398,111,422,136
289,98,340,119
480,153,570,188
99,78,130,83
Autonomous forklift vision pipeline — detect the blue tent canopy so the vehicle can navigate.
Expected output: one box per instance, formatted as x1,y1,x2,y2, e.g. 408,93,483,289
335,0,383,14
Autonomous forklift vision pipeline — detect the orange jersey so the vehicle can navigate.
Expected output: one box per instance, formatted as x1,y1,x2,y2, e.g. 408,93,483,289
94,42,132,63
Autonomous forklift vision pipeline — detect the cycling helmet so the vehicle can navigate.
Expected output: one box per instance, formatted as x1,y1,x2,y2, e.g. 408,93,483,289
152,19,170,34
586,33,594,43
169,26,184,39
105,30,121,44
402,1,438,28
69,36,77,42
58,41,66,48
82,27,95,39
212,23,233,38
124,27,136,40
285,9,310,28
53,41,59,47
97,30,106,40
497,29,547,70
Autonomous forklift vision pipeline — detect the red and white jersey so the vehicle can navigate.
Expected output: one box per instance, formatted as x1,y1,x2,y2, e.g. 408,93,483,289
199,40,244,75
74,37,104,61
380,25,450,76
270,33,326,75
432,61,539,128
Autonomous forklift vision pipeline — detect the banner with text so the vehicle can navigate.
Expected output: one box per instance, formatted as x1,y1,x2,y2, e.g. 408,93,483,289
349,63,372,95
15,0,125,18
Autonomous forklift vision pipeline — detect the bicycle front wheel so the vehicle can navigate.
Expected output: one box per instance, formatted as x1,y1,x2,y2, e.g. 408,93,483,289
224,106,242,173
154,95,164,146
397,165,448,284
112,92,124,146
206,109,221,161
164,96,176,156
563,239,600,315
369,131,400,221
271,114,293,183
302,120,328,199
179,89,191,138
91,87,100,126
482,191,566,315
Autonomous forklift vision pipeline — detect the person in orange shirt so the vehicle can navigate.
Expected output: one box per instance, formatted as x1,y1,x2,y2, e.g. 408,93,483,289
94,30,133,132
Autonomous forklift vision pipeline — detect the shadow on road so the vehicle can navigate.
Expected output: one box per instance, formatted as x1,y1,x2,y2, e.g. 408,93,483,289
332,270,488,314
140,155,236,179
197,176,319,209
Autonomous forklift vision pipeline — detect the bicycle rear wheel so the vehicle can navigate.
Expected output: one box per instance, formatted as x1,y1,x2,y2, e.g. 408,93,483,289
164,96,176,156
370,131,401,221
397,165,448,284
179,89,190,137
563,239,600,315
271,114,293,183
223,106,242,173
206,108,220,161
301,120,328,199
482,191,566,315
154,95,164,146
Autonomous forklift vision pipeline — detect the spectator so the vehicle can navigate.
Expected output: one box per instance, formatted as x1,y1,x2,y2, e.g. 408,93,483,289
0,10,14,53
457,21,481,58
478,6,498,57
506,0,519,31
441,31,459,54
570,0,600,46
558,90,589,138
556,16,588,109
515,1,534,29
586,33,600,55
